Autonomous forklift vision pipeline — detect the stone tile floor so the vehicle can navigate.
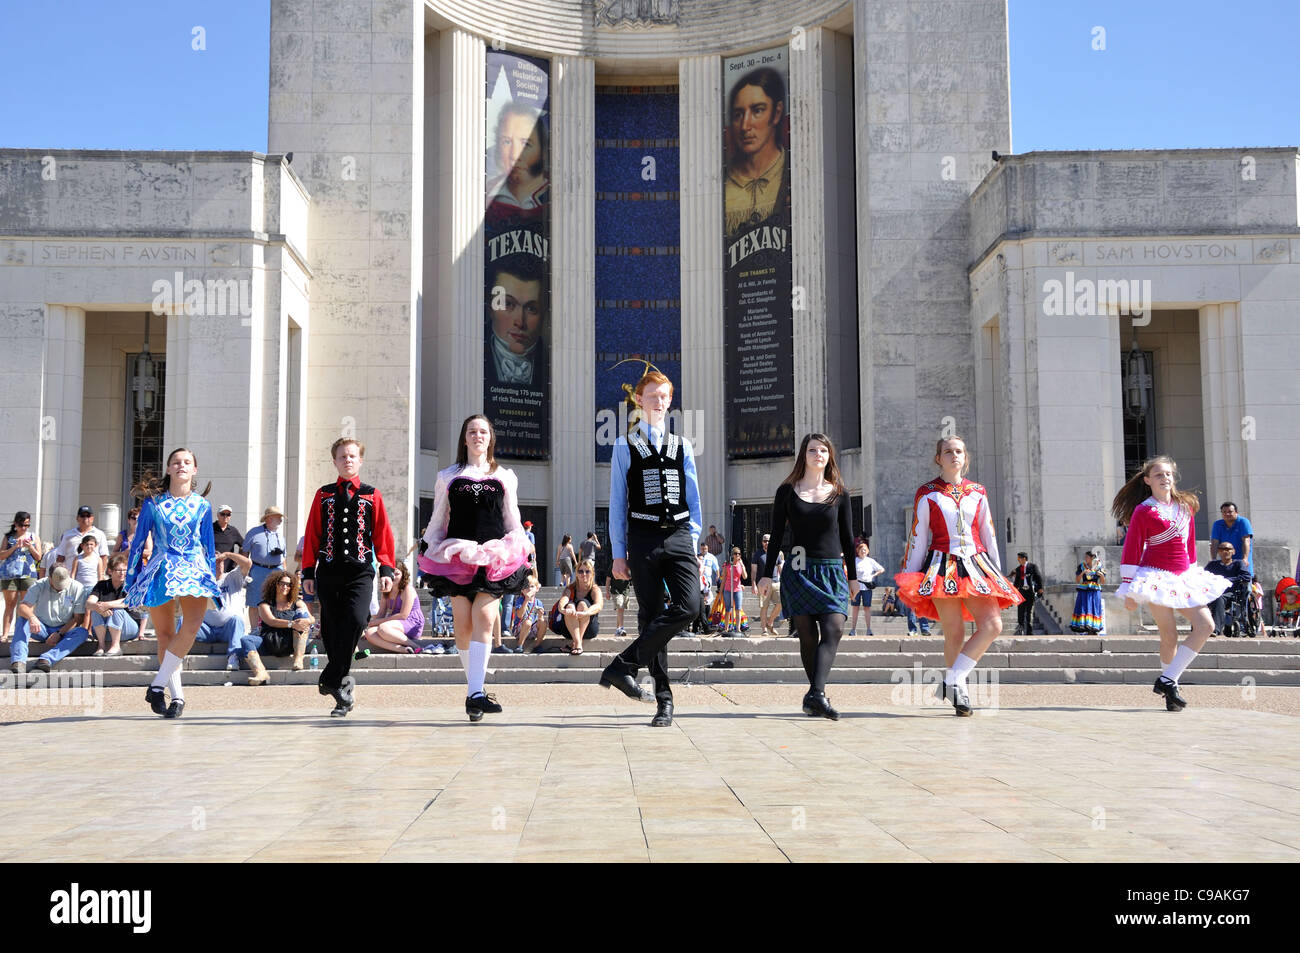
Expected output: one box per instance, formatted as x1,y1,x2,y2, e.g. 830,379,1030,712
1,685,1297,862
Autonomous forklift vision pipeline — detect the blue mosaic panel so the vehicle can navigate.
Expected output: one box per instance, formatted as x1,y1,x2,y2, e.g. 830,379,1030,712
595,197,679,244
594,86,682,464
594,147,682,192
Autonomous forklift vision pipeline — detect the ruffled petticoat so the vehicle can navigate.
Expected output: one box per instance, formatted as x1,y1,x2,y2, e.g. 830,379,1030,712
1115,565,1229,610
417,529,531,599
895,549,1023,623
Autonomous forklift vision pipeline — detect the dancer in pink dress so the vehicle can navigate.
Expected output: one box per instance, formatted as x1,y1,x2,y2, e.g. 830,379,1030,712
1111,455,1228,711
419,415,531,721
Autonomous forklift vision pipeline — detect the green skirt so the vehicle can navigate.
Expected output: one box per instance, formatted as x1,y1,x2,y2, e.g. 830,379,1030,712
780,558,849,617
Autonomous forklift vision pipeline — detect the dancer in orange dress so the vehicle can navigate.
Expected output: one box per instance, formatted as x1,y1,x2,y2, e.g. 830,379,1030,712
894,436,1021,715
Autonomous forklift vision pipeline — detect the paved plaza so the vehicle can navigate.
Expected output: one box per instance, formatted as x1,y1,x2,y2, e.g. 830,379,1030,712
2,684,1298,863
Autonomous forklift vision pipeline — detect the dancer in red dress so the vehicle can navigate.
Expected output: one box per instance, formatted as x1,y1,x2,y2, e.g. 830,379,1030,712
894,436,1021,715
1111,455,1227,711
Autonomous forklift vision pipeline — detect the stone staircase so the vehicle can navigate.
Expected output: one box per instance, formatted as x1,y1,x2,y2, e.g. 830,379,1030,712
6,582,1297,687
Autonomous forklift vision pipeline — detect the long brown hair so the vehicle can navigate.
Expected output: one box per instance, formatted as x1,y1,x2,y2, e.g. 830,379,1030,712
780,432,847,499
261,569,300,607
455,415,498,473
132,447,213,499
1110,455,1201,525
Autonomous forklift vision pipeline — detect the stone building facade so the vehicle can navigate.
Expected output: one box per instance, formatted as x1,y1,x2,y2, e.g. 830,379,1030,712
1,0,1296,586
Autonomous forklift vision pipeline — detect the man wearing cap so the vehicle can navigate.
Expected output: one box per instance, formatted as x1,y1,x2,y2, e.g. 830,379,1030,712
1011,552,1044,635
212,504,243,574
9,566,91,676
53,506,109,569
242,506,286,631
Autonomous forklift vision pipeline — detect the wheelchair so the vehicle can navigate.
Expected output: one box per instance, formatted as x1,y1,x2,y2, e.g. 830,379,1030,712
1219,578,1259,638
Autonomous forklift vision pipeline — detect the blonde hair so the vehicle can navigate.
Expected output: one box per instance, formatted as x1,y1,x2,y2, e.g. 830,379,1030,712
1110,455,1201,525
331,437,365,460
934,435,971,476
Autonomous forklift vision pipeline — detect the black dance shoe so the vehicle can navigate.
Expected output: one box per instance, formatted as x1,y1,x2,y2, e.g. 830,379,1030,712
338,675,356,706
1153,675,1187,711
650,698,674,727
950,682,973,716
145,686,168,716
329,703,350,717
466,692,503,722
319,676,355,715
802,690,840,721
164,699,185,719
599,662,653,702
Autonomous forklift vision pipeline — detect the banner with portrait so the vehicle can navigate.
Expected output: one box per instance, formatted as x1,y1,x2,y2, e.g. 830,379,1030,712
722,46,795,458
484,51,551,459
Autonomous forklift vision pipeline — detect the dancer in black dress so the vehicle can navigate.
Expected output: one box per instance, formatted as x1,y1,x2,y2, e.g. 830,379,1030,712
419,415,531,721
758,433,859,720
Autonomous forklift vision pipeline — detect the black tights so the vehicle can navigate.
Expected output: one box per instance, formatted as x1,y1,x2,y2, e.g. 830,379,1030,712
793,613,844,693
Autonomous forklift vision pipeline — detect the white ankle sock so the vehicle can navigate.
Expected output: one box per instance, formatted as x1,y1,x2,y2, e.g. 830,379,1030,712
169,669,184,701
467,641,490,696
947,652,978,686
1161,645,1198,683
151,651,183,689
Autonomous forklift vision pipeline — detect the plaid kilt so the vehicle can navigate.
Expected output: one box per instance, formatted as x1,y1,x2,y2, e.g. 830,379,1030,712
780,557,849,617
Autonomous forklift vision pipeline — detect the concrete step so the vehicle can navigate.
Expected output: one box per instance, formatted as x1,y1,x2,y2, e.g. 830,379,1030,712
13,665,1300,688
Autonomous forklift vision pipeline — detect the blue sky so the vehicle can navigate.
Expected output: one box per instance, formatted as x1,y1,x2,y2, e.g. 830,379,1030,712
0,0,1296,153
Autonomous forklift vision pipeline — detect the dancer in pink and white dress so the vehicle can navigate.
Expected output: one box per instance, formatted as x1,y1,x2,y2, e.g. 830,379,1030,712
1110,455,1228,711
418,415,531,721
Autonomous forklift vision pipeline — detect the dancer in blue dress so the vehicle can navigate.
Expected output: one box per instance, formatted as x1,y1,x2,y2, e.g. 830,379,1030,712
124,447,221,718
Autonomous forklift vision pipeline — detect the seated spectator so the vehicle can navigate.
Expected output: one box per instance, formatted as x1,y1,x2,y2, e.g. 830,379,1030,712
1204,542,1251,635
1,511,42,638
86,553,141,656
9,566,90,675
192,550,252,670
552,558,602,655
69,534,105,590
512,574,547,652
240,569,313,685
361,563,425,654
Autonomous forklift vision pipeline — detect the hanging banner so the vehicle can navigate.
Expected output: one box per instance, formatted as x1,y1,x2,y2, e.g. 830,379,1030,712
722,46,795,459
484,50,551,459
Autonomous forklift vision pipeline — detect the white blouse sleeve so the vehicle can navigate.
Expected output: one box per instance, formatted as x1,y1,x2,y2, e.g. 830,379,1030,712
976,489,1002,572
499,467,524,536
903,491,932,574
422,470,452,550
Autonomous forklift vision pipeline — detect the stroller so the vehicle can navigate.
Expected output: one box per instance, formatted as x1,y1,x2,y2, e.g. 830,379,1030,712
1219,577,1259,638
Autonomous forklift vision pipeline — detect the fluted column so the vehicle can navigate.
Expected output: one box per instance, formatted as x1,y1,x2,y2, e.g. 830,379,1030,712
1200,302,1247,514
679,55,726,535
435,29,486,459
790,26,828,438
550,54,596,541
39,305,85,537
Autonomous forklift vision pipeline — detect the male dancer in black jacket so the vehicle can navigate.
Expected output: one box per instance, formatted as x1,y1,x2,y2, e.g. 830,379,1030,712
1012,552,1044,635
598,370,703,727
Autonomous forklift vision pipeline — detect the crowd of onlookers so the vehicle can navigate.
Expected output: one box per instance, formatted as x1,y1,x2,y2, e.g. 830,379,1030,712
3,500,1298,678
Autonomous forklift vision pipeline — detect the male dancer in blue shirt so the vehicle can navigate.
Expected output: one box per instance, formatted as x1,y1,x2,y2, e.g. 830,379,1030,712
599,370,703,727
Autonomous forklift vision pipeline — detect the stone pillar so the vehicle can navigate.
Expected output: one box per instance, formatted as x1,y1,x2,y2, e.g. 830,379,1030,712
790,27,828,438
40,305,86,537
679,55,726,537
550,54,596,541
434,29,485,465
1200,302,1248,513
852,0,1011,572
